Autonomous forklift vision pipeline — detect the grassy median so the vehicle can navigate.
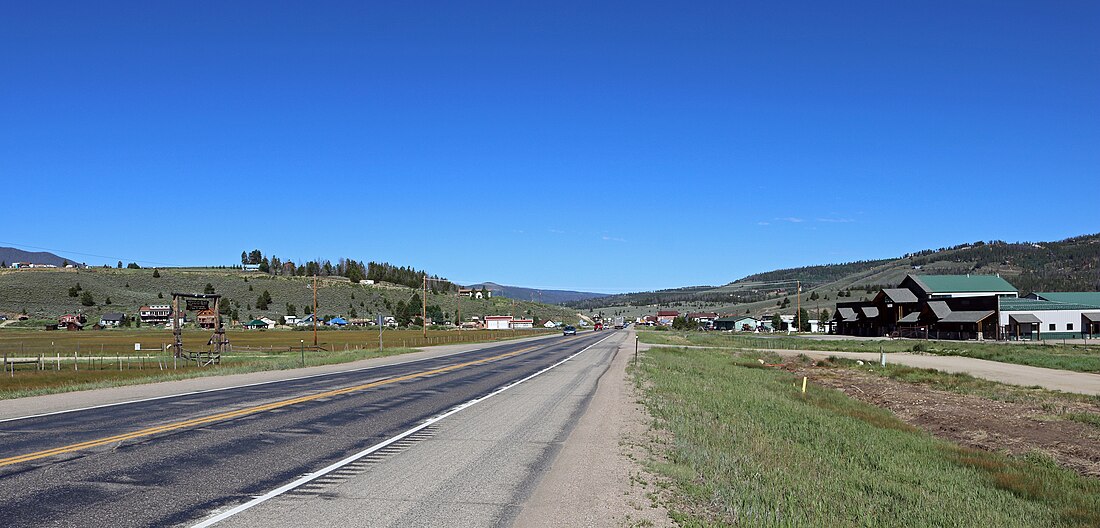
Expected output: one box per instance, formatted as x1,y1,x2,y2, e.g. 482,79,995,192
638,331,1100,373
635,346,1100,527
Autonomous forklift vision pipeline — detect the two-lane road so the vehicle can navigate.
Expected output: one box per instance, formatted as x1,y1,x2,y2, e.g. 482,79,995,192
0,331,620,527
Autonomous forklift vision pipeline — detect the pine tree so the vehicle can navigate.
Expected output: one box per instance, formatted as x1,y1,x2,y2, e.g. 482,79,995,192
80,291,95,306
152,268,160,278
204,283,215,294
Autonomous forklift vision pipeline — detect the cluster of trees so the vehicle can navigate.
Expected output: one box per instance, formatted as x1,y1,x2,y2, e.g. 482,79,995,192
235,250,452,290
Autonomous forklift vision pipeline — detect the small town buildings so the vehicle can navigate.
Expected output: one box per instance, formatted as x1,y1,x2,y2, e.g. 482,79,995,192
242,264,261,272
242,319,268,329
686,312,719,328
58,314,86,331
296,314,320,327
999,297,1100,340
656,310,679,326
900,274,1018,300
459,288,492,299
512,318,534,329
543,320,559,328
484,315,513,330
139,304,172,325
196,309,218,329
713,315,758,332
100,312,126,327
283,315,300,326
327,317,348,327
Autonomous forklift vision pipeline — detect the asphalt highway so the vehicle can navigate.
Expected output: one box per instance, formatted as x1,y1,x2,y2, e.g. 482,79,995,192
0,331,615,527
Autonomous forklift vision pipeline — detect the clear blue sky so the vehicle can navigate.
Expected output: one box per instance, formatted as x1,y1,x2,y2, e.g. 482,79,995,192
3,2,1097,293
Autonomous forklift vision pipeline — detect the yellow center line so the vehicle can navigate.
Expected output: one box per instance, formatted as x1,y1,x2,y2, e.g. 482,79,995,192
0,344,542,468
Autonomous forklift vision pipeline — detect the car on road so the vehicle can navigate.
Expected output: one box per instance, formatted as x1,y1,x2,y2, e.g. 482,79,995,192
562,325,576,336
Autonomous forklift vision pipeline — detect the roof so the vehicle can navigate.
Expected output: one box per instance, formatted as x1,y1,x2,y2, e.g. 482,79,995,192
715,315,757,323
101,312,125,321
1084,313,1100,323
244,319,266,326
1000,298,1099,312
1009,313,1042,324
908,274,1018,294
939,310,995,323
657,310,679,317
835,307,858,322
484,315,513,320
328,317,348,324
1031,292,1100,308
926,301,951,320
897,312,921,324
686,312,719,319
860,306,880,319
880,288,918,303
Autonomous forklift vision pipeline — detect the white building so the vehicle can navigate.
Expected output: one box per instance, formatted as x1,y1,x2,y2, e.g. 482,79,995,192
512,318,534,329
484,315,513,330
999,297,1100,340
284,315,300,326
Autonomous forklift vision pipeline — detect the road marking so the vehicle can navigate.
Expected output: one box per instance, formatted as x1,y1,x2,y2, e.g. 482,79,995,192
190,331,619,528
0,343,552,468
0,333,565,425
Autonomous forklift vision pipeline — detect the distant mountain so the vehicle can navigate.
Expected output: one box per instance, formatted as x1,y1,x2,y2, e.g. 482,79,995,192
466,282,608,304
0,247,75,267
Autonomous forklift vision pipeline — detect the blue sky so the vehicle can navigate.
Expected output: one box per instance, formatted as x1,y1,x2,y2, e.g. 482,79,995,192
2,2,1097,293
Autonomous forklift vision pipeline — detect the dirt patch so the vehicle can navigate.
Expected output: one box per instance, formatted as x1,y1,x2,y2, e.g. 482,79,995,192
787,365,1100,477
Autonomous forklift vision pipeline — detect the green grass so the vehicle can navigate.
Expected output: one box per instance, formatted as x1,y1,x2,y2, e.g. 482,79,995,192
638,331,1100,373
0,346,419,400
634,346,1100,527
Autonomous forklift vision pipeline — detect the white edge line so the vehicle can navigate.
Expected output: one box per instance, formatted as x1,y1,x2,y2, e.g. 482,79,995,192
0,333,562,424
189,331,619,528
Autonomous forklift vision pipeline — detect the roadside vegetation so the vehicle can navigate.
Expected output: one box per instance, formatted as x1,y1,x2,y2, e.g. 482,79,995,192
0,328,552,399
635,346,1100,526
637,331,1100,373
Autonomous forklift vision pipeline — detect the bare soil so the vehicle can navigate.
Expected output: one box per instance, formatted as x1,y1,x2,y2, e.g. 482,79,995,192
787,365,1100,477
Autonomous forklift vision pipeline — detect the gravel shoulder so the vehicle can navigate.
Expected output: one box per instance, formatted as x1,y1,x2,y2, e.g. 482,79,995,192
514,329,672,528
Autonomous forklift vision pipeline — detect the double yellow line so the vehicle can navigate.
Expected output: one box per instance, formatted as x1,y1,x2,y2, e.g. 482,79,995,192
0,345,538,468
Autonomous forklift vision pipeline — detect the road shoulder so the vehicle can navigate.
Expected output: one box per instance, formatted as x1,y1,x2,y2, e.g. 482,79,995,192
514,330,672,528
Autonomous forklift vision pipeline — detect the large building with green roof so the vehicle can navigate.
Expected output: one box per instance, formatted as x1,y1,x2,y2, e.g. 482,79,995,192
900,273,1019,300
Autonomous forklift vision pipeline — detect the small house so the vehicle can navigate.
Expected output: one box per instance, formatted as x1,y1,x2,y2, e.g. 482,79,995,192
656,310,679,326
196,309,218,329
484,315,513,330
100,312,126,327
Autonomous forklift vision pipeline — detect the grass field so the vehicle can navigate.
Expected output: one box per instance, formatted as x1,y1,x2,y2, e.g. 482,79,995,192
637,331,1100,373
0,327,554,399
635,346,1100,526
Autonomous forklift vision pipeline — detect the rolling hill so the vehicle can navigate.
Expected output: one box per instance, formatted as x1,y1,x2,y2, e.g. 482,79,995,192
565,232,1100,317
0,267,583,325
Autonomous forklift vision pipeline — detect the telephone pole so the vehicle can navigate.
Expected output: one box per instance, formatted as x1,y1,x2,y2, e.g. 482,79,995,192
312,275,318,347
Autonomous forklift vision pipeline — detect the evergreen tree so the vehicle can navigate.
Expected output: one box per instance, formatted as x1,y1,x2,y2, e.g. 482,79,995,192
80,291,95,306
286,303,297,316
152,268,160,278
127,262,141,269
771,314,783,331
105,297,112,305
204,283,215,294
256,290,272,310
241,251,248,265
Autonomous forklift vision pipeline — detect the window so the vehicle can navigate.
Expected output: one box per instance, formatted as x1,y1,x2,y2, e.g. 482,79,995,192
1068,323,1074,331
1049,323,1056,331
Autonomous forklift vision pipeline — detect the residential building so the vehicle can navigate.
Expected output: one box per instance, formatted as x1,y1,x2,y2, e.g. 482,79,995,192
100,312,126,327
284,315,300,326
260,317,277,328
196,309,218,329
139,305,172,325
686,312,719,328
656,310,679,326
713,315,758,332
58,314,86,331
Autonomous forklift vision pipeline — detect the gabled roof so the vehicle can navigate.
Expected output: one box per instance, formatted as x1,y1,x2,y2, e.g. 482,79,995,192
656,310,679,317
716,315,757,323
907,274,1018,294
926,301,951,320
880,288,918,304
897,312,921,324
939,310,995,324
101,312,125,321
1031,292,1100,308
860,306,880,319
835,307,858,322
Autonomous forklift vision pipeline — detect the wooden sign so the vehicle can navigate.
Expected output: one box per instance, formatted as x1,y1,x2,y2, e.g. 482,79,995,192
186,300,210,311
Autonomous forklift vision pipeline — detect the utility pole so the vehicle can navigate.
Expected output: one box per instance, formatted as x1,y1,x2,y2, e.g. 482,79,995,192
796,280,801,333
312,275,318,347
